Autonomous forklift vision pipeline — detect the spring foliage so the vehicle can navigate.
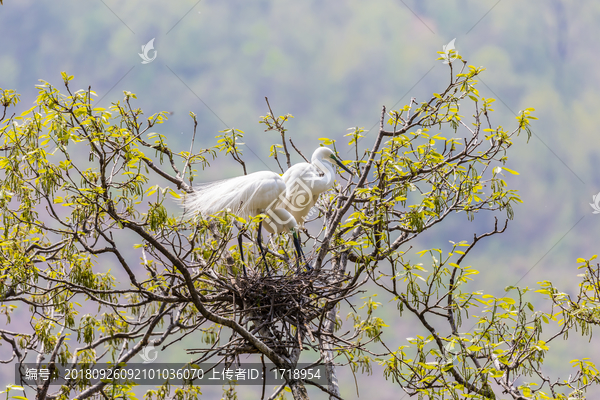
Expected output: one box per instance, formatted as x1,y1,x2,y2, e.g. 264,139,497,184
0,58,598,400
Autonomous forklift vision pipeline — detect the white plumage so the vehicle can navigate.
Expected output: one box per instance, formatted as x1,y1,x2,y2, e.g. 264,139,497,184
183,171,285,221
278,147,353,225
262,208,297,235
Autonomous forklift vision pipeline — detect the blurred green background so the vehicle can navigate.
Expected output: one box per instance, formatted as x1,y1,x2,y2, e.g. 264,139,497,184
1,0,599,398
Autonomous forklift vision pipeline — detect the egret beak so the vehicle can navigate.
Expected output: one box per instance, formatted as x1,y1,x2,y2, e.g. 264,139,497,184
331,155,354,176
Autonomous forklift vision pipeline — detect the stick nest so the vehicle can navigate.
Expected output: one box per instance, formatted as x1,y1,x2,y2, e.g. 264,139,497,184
219,268,358,357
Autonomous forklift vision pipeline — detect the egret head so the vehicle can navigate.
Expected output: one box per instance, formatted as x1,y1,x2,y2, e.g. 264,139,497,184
312,147,354,176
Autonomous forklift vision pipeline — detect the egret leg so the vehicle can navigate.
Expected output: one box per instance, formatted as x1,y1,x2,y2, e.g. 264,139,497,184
292,231,312,274
238,234,248,277
300,246,312,271
256,220,271,275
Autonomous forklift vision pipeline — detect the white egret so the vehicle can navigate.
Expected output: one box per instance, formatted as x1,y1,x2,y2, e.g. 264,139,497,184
183,171,306,275
279,147,354,226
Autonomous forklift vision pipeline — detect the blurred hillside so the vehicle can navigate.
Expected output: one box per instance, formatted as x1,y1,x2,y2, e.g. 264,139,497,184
1,0,600,398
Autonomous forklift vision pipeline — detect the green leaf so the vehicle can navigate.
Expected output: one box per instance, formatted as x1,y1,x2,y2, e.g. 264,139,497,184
501,167,519,175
